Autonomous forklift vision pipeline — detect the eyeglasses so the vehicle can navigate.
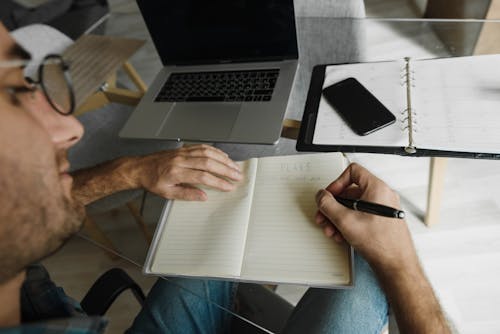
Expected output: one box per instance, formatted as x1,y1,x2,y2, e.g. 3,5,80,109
0,54,75,115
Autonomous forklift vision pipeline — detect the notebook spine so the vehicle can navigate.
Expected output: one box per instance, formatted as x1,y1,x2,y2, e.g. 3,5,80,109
402,57,417,154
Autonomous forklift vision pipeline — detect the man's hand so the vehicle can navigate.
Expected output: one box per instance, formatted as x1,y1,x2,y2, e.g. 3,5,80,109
316,163,451,334
72,144,242,206
134,144,242,201
315,162,417,272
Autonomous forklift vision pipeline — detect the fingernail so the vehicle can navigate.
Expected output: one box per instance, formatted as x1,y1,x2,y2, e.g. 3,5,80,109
315,214,325,224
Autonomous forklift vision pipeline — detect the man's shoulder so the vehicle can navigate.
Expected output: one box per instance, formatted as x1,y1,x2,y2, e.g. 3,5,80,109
16,264,108,334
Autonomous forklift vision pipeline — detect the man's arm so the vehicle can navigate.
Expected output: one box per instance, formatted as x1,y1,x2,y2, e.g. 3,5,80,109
315,163,450,334
72,144,242,206
376,258,449,333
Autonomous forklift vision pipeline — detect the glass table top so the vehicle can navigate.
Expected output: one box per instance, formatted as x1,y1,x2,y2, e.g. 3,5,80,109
49,6,500,333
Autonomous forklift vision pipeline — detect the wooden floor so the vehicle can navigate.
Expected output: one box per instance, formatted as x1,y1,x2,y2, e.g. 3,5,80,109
39,0,500,333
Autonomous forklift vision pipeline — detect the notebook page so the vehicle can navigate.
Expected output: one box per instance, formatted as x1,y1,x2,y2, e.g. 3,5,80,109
240,153,351,286
150,159,258,278
313,61,408,147
413,55,500,154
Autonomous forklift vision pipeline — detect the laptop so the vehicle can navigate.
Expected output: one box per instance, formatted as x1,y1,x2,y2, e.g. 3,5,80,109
119,0,299,144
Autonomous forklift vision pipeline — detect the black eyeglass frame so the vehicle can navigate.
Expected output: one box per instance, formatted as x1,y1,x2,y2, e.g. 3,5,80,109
25,54,76,116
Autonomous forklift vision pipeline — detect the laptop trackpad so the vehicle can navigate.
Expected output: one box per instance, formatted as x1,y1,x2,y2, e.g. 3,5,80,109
159,103,241,141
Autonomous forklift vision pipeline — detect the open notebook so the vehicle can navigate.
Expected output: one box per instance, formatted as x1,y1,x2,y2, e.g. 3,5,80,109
144,153,353,288
297,55,500,158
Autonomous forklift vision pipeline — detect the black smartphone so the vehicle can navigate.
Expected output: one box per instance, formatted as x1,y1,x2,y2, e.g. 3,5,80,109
322,77,396,136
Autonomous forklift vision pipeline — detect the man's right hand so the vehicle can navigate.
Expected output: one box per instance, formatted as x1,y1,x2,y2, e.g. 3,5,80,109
315,163,451,333
314,162,418,274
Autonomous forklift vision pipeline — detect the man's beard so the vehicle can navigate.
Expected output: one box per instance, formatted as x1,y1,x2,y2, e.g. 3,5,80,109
43,193,86,257
0,187,86,284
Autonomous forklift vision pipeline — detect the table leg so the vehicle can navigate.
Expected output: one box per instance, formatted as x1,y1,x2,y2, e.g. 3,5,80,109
425,157,448,226
281,119,301,140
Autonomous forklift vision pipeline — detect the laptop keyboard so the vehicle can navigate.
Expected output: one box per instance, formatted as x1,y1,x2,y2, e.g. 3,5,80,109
155,69,280,103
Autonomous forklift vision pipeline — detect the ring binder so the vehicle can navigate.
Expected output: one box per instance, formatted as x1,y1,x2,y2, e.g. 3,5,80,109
297,55,500,159
403,57,417,154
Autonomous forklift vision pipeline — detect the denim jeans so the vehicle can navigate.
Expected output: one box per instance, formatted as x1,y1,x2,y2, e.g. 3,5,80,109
281,253,388,334
127,253,388,334
126,278,236,334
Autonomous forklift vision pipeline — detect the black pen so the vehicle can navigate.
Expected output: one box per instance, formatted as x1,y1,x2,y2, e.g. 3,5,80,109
334,196,405,219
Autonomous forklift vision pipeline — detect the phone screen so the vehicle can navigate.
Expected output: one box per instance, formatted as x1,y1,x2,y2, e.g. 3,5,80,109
322,77,396,136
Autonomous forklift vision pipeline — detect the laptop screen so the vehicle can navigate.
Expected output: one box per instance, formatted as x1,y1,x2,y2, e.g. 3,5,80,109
137,0,299,65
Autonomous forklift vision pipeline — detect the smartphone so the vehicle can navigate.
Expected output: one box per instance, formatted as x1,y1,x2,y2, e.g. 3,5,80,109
322,77,396,136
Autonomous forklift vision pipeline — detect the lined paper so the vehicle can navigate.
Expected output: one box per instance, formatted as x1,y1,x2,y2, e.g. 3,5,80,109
241,153,351,286
413,55,500,154
151,159,258,277
314,55,500,154
313,61,408,147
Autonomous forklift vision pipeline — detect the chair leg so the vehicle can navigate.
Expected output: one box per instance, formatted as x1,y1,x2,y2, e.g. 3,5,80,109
424,157,448,226
126,202,153,244
122,61,148,93
82,216,120,259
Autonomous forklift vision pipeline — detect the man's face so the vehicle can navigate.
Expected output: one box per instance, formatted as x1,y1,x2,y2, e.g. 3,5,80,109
0,23,85,283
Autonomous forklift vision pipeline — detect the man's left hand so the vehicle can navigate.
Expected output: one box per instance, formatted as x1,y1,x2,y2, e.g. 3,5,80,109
134,144,242,201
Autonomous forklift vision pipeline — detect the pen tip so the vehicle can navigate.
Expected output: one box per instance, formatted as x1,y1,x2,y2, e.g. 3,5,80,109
397,211,405,219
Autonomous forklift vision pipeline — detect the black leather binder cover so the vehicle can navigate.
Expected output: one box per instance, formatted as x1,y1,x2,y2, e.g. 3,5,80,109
296,64,500,160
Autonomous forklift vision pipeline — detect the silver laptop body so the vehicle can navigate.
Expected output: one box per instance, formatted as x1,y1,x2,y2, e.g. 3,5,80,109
119,0,299,144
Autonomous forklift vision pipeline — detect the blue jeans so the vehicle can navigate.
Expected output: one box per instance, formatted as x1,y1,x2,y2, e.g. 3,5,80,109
127,253,388,334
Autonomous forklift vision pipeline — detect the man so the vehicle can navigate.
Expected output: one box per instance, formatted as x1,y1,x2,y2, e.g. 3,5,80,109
0,21,239,332
0,22,451,333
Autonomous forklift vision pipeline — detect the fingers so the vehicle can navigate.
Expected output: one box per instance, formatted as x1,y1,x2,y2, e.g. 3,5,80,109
325,163,374,195
339,184,363,200
183,145,240,172
178,145,242,182
315,211,345,242
315,189,351,231
142,145,245,200
176,156,242,182
172,167,238,192
161,184,208,201
315,164,366,242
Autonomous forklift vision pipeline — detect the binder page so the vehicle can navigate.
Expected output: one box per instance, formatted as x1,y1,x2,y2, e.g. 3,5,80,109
313,61,408,147
150,159,258,278
413,55,500,154
241,153,351,286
